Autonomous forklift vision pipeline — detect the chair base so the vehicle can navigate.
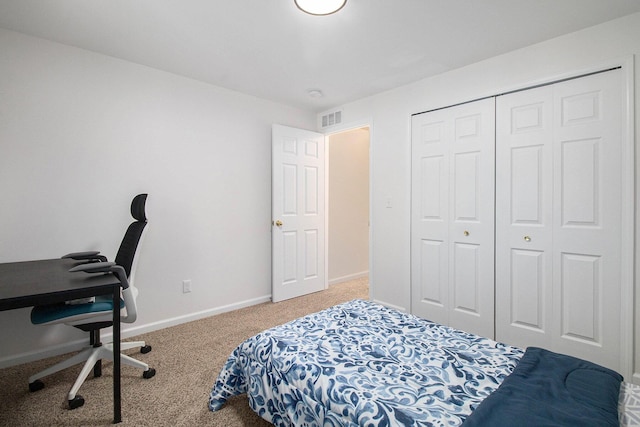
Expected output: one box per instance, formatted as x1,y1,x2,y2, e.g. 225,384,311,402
28,340,155,408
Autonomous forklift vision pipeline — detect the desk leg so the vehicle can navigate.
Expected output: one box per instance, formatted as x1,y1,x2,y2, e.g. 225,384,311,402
113,287,121,424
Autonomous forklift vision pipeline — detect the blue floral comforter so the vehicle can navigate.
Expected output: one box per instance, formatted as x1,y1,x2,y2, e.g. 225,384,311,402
208,299,523,426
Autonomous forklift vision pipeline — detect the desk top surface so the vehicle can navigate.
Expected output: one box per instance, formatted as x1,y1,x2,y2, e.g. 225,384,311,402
0,258,121,311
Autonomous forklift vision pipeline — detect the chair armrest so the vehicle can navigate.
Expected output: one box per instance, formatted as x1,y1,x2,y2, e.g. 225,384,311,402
69,261,115,273
68,262,129,290
62,251,108,262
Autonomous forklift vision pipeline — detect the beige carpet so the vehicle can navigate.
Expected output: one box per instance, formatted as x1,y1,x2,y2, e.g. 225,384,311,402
0,278,368,426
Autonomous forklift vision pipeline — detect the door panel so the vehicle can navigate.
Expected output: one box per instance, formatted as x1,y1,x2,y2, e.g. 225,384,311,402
452,242,479,314
304,229,318,278
552,71,622,369
282,231,297,283
510,248,545,332
411,98,495,338
496,85,554,349
419,239,446,306
560,253,600,343
272,124,325,302
496,70,624,372
412,116,450,326
511,145,543,223
560,138,599,226
420,156,445,220
453,151,480,220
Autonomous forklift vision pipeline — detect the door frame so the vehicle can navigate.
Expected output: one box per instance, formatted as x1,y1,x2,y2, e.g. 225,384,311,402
322,118,374,301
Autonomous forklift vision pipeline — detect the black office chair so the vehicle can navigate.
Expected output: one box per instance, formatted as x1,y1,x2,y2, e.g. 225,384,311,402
29,194,156,409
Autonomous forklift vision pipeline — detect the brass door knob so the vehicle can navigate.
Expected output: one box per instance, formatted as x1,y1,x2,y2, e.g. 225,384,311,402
463,230,470,236
524,236,531,242
274,220,283,227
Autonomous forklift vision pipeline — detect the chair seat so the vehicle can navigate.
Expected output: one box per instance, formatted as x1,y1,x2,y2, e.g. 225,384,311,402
31,296,125,325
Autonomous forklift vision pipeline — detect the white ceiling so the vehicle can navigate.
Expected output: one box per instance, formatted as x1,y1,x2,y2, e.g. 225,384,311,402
1,1,640,112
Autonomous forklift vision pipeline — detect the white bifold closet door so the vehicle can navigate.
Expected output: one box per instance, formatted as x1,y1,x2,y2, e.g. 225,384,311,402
411,98,495,339
495,70,624,372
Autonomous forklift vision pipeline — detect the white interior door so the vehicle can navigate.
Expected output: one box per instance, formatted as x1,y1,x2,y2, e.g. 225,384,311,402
495,70,625,372
411,98,495,338
272,124,326,302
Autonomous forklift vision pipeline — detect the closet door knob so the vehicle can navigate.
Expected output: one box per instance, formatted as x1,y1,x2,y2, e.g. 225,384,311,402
524,236,531,242
274,220,283,227
463,230,470,236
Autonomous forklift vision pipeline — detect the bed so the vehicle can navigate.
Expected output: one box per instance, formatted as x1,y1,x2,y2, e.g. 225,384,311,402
209,299,638,426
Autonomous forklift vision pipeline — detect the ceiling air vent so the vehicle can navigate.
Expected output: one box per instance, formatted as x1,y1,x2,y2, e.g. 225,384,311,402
321,110,343,128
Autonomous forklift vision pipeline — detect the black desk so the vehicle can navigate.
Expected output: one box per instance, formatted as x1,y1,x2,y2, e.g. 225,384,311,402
0,258,123,423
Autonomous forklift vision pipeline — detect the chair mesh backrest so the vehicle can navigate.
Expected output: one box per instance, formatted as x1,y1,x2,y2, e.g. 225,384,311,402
114,194,148,278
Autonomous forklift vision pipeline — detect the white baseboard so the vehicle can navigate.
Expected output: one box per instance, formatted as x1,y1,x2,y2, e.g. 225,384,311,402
0,294,272,369
328,270,368,286
120,294,272,339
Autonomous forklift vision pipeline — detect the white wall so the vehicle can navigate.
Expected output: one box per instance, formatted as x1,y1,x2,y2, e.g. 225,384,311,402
328,128,369,284
0,28,316,366
322,12,640,373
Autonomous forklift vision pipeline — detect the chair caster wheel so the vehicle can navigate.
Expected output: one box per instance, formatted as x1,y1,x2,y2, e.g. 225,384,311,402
69,395,85,409
29,380,45,392
140,345,152,354
143,367,156,379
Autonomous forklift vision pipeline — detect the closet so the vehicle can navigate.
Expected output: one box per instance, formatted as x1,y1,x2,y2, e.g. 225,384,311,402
410,68,631,374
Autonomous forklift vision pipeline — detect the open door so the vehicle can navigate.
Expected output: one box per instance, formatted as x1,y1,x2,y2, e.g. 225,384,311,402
272,124,326,302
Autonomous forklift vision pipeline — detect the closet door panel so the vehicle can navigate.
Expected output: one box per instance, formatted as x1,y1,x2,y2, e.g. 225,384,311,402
496,85,554,348
418,238,447,308
511,146,544,223
412,98,494,338
420,156,446,220
452,242,480,315
448,101,495,338
417,155,448,311
552,71,622,370
497,70,624,373
560,140,599,225
453,151,480,220
451,151,483,317
560,253,601,343
411,115,450,326
510,248,546,332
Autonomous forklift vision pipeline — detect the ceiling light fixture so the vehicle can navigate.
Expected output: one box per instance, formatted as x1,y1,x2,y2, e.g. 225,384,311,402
294,0,347,16
307,89,324,98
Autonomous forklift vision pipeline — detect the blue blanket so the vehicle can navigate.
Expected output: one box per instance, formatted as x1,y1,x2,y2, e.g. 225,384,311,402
461,347,623,427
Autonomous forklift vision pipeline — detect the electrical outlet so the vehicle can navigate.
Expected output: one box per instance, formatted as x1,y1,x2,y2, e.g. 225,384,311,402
182,280,192,293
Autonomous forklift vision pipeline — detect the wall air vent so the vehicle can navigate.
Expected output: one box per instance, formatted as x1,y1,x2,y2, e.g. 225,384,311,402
321,110,343,128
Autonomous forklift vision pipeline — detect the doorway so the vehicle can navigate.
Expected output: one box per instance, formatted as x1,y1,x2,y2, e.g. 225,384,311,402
327,127,370,285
